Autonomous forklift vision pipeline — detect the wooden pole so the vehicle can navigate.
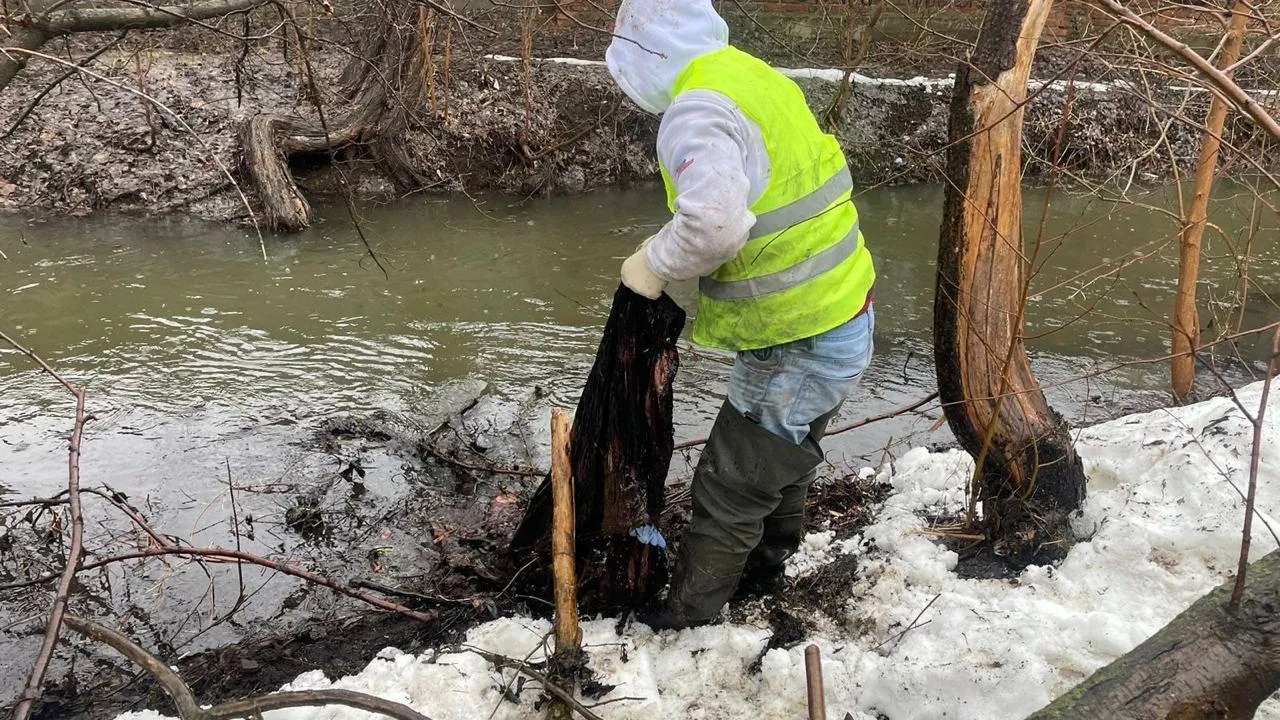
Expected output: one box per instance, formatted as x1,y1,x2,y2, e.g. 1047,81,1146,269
548,407,580,720
805,644,826,720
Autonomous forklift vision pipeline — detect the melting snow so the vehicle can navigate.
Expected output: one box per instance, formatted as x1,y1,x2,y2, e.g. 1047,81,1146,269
119,381,1279,719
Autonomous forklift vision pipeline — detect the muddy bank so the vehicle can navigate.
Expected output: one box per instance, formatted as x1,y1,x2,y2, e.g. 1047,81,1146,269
2,34,1275,225
0,375,891,720
0,380,545,719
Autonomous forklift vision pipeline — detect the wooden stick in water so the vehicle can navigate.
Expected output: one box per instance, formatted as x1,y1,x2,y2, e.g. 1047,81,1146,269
805,644,827,720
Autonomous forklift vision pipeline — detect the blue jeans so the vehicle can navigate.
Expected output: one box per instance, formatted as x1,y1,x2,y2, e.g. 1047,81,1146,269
727,307,875,444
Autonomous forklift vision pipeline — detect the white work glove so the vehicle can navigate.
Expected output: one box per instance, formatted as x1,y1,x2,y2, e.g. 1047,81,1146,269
620,237,667,300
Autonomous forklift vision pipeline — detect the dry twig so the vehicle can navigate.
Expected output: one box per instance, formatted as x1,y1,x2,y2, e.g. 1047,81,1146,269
1,330,90,720
1231,326,1280,606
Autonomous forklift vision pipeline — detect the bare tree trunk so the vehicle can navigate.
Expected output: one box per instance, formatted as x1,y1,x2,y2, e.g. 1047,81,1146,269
1171,0,1253,402
934,0,1086,562
1029,549,1280,719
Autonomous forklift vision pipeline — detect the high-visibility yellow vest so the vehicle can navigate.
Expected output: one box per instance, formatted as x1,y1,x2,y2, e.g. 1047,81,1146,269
660,46,875,351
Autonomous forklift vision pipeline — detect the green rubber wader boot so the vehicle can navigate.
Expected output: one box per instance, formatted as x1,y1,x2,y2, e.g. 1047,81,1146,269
660,400,835,629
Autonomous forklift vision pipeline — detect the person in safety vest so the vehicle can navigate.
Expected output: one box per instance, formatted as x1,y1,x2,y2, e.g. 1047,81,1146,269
608,0,876,630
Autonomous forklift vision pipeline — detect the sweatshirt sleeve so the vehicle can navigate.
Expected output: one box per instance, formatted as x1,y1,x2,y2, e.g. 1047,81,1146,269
644,91,756,283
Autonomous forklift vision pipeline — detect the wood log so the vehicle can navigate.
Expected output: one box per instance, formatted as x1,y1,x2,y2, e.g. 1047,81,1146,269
511,287,685,615
1029,548,1280,719
933,0,1086,562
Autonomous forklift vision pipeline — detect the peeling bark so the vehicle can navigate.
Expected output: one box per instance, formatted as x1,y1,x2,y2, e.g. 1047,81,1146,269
1030,549,1280,719
934,0,1086,562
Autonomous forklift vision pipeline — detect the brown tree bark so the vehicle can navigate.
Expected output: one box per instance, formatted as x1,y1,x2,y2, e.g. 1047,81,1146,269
1029,549,1280,719
934,0,1086,562
241,0,431,232
1171,0,1253,402
547,407,580,720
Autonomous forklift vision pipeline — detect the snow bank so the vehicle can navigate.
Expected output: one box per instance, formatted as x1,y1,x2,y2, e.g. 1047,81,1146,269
485,54,1277,99
119,381,1280,720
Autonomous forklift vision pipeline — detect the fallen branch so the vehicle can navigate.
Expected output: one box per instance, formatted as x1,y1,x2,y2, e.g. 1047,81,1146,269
40,0,268,33
64,616,435,720
1029,549,1280,718
0,31,125,140
463,647,604,720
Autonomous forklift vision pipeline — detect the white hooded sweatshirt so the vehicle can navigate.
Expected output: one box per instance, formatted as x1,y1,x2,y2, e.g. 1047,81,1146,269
605,0,772,283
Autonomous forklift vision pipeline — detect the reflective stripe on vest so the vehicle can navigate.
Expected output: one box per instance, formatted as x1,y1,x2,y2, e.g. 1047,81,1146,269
749,165,854,240
663,46,876,351
701,219,859,301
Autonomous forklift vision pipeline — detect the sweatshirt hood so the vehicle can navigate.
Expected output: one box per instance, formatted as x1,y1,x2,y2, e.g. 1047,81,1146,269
605,0,729,115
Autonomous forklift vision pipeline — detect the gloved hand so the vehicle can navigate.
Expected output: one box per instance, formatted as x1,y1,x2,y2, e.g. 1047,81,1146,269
621,238,667,300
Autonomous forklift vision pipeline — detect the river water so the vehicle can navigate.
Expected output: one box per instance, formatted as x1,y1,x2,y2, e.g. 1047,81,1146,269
0,183,1276,707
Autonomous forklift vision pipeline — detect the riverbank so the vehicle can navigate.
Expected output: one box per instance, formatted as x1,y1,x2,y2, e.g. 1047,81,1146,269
106,380,1280,720
2,35,1275,225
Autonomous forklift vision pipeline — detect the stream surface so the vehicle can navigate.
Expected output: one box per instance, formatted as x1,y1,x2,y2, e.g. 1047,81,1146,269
0,182,1277,710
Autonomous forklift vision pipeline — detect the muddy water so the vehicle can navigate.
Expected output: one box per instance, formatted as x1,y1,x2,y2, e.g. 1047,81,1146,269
0,183,1276,707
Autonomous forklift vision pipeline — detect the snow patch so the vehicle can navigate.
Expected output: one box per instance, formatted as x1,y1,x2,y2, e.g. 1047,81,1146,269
484,55,1277,99
117,382,1280,720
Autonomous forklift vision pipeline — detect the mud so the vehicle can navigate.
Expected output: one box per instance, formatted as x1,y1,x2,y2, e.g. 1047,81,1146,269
2,27,1275,224
1,381,552,719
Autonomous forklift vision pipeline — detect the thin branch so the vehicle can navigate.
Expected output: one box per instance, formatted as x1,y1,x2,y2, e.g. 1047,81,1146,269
1086,0,1280,143
63,616,202,718
1,546,438,623
0,47,267,259
416,0,497,35
464,647,604,720
3,330,89,720
0,329,77,394
0,30,125,140
1231,326,1280,607
674,392,939,451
